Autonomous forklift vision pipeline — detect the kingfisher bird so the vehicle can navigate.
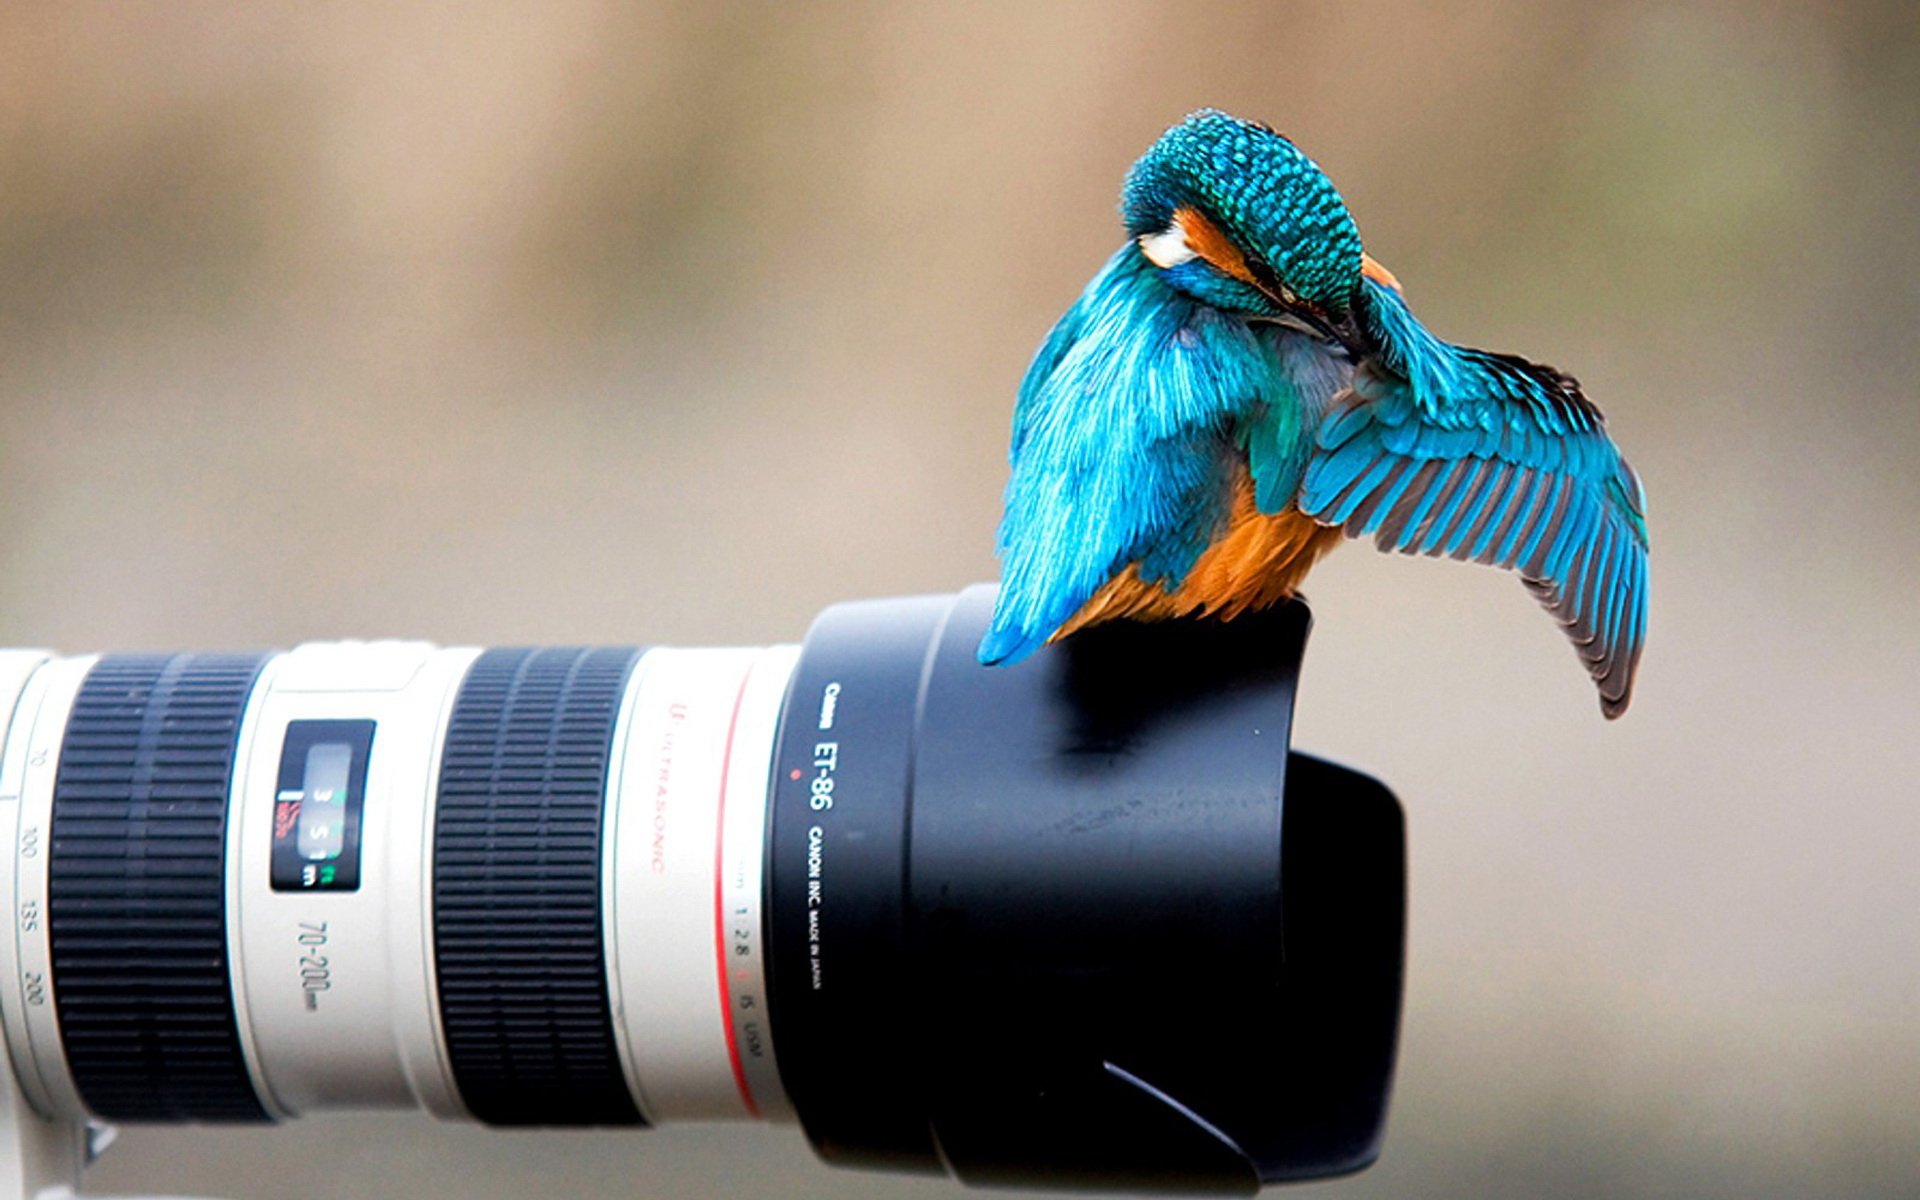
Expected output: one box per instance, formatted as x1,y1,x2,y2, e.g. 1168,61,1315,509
979,109,1648,717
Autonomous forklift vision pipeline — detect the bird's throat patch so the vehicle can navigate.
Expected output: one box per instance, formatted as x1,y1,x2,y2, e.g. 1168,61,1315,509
1183,207,1257,284
1138,223,1196,269
1139,206,1259,287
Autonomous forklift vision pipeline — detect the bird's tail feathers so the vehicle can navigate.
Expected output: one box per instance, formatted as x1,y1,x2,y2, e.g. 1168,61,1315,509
976,619,1047,667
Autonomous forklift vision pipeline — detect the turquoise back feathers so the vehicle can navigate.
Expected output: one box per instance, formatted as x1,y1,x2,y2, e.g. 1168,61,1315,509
983,110,1648,718
979,247,1305,667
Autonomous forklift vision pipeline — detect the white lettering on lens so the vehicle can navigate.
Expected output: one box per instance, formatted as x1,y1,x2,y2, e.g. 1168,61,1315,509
805,825,825,988
817,682,840,731
806,825,824,898
809,741,837,811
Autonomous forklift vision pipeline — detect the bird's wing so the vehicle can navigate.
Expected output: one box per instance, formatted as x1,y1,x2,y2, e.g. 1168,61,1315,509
1298,352,1648,716
981,246,1293,665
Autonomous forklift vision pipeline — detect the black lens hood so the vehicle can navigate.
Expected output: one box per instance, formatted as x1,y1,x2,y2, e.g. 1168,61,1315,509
766,585,1404,1193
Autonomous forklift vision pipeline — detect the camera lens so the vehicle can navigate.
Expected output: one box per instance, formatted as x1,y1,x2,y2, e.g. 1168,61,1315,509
0,585,1403,1194
765,587,1404,1190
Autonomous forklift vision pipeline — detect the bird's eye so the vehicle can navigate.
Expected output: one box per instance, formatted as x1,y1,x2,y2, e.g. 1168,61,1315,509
1242,257,1302,311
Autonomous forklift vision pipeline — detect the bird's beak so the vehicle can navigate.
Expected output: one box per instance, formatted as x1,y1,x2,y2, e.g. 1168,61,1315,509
1328,308,1365,357
1292,305,1365,358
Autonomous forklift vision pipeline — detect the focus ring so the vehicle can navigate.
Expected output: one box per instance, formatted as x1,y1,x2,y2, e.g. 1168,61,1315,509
49,653,271,1121
433,646,642,1126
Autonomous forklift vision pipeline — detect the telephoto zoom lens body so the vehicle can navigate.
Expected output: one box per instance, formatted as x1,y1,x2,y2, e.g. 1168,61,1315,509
0,585,1403,1195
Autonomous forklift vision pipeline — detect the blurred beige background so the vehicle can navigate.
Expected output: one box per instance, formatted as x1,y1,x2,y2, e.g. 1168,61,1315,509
2,2,1916,1198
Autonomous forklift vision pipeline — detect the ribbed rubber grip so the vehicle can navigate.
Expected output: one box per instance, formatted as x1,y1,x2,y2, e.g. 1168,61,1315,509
433,646,643,1126
49,652,271,1122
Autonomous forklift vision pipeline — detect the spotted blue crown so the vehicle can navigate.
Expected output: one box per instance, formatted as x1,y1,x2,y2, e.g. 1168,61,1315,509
1120,109,1364,314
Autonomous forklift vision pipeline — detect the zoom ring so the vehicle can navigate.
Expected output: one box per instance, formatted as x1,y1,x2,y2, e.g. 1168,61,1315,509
433,646,643,1126
49,653,271,1121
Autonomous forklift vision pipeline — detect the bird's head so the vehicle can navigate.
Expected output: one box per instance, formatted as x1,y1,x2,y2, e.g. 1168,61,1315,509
1121,110,1382,350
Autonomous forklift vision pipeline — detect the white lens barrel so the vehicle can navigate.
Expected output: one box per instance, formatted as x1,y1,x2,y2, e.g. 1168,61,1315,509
227,641,480,1120
0,649,78,1123
605,646,797,1123
0,641,799,1129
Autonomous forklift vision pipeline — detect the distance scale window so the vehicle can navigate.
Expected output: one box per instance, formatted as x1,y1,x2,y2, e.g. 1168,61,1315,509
270,719,374,891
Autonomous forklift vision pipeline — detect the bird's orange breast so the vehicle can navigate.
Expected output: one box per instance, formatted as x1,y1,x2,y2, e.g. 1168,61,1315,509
1056,468,1342,639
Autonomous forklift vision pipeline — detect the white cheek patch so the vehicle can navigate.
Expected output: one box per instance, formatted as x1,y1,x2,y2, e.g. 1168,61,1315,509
1138,225,1197,269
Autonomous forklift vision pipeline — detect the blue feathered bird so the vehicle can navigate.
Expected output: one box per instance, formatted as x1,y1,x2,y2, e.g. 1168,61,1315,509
980,109,1648,717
